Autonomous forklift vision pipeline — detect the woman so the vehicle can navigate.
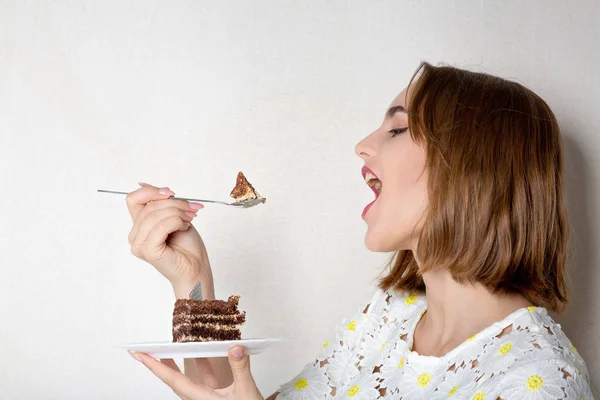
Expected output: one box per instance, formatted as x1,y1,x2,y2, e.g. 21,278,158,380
125,62,593,399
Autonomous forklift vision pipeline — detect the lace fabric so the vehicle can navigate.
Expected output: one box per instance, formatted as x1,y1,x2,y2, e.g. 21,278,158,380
276,289,593,399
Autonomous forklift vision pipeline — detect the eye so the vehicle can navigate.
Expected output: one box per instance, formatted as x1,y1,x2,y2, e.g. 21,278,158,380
389,127,408,137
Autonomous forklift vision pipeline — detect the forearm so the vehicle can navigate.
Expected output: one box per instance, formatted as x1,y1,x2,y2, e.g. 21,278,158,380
183,357,233,388
174,273,234,387
209,357,233,387
172,269,215,300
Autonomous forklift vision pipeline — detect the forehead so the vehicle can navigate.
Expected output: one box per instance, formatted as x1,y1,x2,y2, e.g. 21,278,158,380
389,87,409,109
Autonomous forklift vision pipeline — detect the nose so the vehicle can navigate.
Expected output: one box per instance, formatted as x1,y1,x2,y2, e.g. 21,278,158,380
355,132,377,161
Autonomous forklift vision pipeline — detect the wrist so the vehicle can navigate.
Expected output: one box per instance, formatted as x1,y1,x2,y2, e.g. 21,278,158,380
172,274,215,300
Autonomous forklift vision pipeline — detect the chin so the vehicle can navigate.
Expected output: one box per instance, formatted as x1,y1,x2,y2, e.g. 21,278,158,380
364,226,415,252
364,231,401,252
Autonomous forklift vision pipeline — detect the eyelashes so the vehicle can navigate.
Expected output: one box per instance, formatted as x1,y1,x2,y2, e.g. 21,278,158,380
390,127,409,137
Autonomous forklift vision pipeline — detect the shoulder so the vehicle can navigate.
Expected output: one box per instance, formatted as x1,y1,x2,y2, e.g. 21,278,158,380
380,288,427,322
477,308,592,398
519,307,589,380
333,288,425,344
342,287,426,319
481,353,593,399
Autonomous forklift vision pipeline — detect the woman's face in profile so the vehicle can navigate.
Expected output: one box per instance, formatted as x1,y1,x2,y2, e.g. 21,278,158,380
355,86,429,252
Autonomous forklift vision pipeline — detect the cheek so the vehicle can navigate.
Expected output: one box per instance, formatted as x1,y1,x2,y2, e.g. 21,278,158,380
364,173,428,252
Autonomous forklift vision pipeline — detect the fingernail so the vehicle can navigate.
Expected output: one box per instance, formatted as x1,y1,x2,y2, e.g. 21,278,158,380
128,351,142,362
231,346,245,360
185,211,197,218
189,202,204,210
138,182,152,187
159,188,175,196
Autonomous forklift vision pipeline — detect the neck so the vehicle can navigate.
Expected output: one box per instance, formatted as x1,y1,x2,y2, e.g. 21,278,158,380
414,267,532,355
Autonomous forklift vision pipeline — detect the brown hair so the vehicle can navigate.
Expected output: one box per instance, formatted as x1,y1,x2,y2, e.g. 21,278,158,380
378,61,570,313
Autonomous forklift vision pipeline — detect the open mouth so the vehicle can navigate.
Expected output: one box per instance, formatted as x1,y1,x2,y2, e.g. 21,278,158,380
364,171,382,197
361,167,382,219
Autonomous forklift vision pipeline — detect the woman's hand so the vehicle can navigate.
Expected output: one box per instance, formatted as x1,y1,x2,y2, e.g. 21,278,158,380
130,346,264,400
126,182,214,298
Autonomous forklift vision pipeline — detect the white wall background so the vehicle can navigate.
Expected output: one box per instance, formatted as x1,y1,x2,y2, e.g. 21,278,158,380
0,1,598,398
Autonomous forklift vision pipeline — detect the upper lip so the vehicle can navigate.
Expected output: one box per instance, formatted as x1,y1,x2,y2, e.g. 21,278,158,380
361,166,380,181
361,166,382,196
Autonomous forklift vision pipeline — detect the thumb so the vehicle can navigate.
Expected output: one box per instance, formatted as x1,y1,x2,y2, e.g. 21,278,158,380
228,346,257,389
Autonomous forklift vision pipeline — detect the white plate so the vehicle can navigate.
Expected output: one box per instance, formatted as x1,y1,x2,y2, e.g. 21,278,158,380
118,337,292,359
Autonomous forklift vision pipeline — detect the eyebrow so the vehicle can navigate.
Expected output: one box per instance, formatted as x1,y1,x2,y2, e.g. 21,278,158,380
386,105,408,119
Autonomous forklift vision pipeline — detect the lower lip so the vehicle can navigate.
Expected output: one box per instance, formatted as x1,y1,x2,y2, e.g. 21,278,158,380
362,197,378,219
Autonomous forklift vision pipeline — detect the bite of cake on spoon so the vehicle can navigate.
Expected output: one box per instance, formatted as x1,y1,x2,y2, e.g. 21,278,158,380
230,171,265,204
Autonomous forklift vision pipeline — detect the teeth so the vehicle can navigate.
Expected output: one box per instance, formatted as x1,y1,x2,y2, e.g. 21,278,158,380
365,172,382,190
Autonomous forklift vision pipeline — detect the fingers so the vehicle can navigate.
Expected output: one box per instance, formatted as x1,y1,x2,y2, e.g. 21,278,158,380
131,205,195,246
160,358,181,372
228,346,260,393
133,352,219,400
126,183,175,222
131,215,191,263
134,197,202,229
128,193,204,247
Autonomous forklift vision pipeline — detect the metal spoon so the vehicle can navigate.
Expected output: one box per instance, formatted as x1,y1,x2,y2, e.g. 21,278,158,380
96,189,266,208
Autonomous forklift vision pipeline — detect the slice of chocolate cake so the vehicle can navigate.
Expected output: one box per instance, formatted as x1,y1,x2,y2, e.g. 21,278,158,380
172,295,246,343
230,171,264,202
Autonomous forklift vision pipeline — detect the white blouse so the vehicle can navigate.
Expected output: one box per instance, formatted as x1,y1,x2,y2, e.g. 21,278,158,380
276,288,593,399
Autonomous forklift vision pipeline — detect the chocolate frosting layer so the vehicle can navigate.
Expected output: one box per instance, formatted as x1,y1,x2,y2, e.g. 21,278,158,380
174,295,241,315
